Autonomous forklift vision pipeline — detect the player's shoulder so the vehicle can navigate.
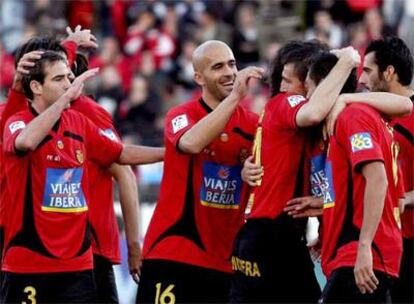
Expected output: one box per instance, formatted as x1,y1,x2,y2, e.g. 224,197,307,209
341,103,381,120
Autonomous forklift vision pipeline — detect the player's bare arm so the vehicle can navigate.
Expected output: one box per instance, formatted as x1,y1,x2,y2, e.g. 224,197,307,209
296,47,360,127
354,161,387,294
179,67,264,154
108,164,141,283
118,145,164,165
326,93,413,136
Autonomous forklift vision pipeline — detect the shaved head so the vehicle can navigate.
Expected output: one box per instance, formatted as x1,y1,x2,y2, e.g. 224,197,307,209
192,40,234,72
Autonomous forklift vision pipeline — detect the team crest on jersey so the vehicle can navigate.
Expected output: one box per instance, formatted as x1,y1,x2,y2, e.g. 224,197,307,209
57,140,64,149
171,114,188,134
75,149,84,164
42,168,87,212
310,155,336,209
8,121,26,134
350,132,373,152
200,161,242,209
99,128,119,142
287,95,306,108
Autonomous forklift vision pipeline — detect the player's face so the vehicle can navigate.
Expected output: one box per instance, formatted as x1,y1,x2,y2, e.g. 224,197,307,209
39,61,72,107
359,52,388,92
198,46,238,101
280,63,306,96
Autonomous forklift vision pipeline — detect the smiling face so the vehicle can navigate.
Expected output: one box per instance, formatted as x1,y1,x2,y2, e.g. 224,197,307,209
193,42,238,102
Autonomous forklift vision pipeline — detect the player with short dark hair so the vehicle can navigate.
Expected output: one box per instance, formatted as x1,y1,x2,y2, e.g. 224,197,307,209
0,51,162,303
137,40,263,303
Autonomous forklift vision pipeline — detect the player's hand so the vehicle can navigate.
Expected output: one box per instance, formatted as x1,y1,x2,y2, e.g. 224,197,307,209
331,46,361,68
308,238,321,262
284,196,323,218
63,68,99,101
128,243,142,284
12,50,44,92
230,66,264,100
325,95,347,137
65,25,98,50
241,155,263,186
354,245,379,294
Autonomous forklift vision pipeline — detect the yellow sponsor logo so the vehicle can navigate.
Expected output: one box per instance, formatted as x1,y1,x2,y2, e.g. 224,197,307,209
231,256,261,277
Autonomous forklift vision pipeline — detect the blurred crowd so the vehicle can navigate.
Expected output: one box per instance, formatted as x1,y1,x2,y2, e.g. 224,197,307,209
1,0,414,147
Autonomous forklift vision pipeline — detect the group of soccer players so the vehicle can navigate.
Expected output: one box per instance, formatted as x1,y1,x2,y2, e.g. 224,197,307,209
0,25,412,304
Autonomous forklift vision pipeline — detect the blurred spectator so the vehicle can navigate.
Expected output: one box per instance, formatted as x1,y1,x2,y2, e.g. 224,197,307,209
95,65,125,117
305,10,344,48
25,0,67,36
90,36,133,92
0,41,15,98
174,39,197,90
0,0,26,53
364,7,394,41
124,9,176,74
67,0,95,30
117,74,163,147
233,3,260,68
194,7,232,44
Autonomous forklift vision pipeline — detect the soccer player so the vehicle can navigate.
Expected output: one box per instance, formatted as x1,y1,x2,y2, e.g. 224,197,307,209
136,40,263,303
284,54,407,303
0,51,162,303
229,42,360,303
358,37,414,304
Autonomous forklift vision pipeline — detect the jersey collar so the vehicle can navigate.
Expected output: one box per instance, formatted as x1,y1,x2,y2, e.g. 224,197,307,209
29,102,61,133
198,98,213,113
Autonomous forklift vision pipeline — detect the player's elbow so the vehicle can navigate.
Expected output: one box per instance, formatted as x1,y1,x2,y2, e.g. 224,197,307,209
179,138,203,154
15,137,36,151
402,99,413,116
305,110,325,127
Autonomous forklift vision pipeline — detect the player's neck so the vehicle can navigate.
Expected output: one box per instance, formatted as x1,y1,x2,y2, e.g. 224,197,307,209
388,82,414,98
31,98,48,113
201,91,220,109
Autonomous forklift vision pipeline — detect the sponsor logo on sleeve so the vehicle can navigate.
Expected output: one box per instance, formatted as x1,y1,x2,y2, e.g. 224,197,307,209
200,161,242,209
350,132,373,152
311,155,336,209
287,95,306,108
8,121,26,134
99,128,119,142
42,168,87,212
171,114,188,134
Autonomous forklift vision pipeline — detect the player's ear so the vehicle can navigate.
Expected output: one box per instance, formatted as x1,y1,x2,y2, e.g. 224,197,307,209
30,80,43,97
383,65,395,82
194,71,205,86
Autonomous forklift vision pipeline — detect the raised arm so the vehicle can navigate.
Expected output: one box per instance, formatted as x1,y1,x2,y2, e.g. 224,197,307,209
296,47,360,127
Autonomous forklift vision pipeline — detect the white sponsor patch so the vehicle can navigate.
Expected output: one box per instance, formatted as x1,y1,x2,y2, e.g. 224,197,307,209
172,114,188,134
287,95,306,107
99,128,119,142
350,132,373,152
8,121,26,134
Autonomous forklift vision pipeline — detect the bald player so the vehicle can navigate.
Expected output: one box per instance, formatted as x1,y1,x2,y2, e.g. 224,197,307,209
136,40,263,303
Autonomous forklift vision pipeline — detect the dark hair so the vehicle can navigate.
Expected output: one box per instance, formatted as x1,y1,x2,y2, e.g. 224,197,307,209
365,36,413,86
269,39,329,96
72,53,89,77
14,37,66,68
309,52,357,94
21,51,66,100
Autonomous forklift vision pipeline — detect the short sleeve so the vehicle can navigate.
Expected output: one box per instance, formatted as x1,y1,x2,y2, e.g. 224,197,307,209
3,112,31,155
335,105,384,172
83,115,123,167
270,93,307,130
164,107,196,150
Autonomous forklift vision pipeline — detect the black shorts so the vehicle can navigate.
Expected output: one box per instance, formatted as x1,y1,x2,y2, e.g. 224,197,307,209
391,237,414,303
136,259,231,303
0,270,96,303
320,267,393,304
93,254,119,303
229,217,321,303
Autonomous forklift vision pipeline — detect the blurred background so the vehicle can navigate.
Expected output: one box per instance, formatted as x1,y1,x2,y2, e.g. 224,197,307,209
1,0,413,302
